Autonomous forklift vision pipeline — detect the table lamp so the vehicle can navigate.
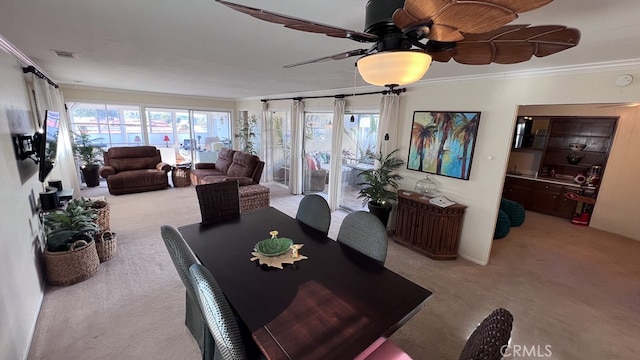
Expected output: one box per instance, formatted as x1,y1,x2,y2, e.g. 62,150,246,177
134,135,141,146
163,135,170,148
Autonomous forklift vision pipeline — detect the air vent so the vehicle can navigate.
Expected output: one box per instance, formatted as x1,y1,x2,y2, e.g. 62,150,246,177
52,50,76,59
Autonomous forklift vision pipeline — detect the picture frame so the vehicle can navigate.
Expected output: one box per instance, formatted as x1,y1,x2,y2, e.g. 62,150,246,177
407,111,481,180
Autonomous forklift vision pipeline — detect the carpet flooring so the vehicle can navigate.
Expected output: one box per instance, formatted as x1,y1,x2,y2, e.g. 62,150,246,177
27,181,640,359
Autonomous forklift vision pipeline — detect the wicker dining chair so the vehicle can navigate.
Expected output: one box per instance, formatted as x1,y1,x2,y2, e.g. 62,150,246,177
196,181,241,224
160,225,215,360
337,211,388,265
458,308,514,360
295,194,331,234
189,263,263,360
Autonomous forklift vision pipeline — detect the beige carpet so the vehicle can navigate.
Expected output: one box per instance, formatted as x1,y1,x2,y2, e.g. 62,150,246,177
27,182,640,359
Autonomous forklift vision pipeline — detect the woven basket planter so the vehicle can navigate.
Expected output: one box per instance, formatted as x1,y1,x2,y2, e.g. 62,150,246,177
92,201,110,233
95,231,117,262
44,239,100,286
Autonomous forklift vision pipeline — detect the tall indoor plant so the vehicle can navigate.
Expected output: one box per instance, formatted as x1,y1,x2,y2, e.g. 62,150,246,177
235,114,258,154
357,148,405,226
73,132,103,187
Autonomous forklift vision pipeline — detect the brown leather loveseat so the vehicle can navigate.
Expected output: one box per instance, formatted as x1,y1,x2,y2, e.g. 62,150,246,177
189,148,264,186
99,146,171,195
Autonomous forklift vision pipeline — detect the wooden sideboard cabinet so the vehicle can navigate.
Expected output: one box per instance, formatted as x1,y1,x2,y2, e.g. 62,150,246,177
393,190,467,260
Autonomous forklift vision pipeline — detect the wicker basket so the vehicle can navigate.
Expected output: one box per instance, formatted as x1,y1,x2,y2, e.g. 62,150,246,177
95,231,117,262
93,201,110,233
172,166,192,187
44,239,100,286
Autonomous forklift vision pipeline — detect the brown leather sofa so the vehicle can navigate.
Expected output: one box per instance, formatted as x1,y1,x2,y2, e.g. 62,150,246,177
99,146,171,195
190,148,264,186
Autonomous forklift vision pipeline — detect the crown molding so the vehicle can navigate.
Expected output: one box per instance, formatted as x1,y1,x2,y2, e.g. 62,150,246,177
420,59,640,85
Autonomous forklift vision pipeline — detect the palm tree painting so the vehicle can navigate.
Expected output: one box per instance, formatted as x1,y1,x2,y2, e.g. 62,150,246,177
408,111,481,180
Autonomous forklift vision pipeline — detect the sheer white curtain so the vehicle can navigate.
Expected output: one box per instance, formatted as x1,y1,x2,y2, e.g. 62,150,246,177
377,93,401,156
290,100,304,194
377,93,401,229
261,102,270,182
24,73,80,195
328,99,346,211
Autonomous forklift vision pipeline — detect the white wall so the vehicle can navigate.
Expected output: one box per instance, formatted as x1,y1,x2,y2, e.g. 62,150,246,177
0,50,46,360
60,85,237,110
239,68,640,265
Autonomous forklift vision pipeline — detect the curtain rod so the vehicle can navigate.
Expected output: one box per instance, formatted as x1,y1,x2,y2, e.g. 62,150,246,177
260,87,406,103
22,65,59,88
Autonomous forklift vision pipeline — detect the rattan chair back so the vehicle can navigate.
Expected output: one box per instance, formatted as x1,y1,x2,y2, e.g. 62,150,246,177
337,211,388,265
458,308,514,360
189,264,248,360
295,194,331,234
196,181,241,224
161,225,214,359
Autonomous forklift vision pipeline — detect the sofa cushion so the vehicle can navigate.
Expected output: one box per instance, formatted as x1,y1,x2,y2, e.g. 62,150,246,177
215,148,236,174
109,157,159,172
106,169,168,189
107,146,159,159
227,152,261,178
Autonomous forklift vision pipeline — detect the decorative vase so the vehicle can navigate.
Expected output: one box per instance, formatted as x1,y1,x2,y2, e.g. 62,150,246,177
566,153,583,165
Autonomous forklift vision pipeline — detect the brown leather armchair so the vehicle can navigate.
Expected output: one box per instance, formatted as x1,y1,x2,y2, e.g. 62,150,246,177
99,146,171,195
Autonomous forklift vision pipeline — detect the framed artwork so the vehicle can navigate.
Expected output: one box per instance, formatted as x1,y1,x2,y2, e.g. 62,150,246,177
407,111,481,180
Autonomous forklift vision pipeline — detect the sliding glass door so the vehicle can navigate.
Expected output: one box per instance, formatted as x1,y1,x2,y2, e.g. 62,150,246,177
339,113,379,211
303,112,332,194
269,111,291,186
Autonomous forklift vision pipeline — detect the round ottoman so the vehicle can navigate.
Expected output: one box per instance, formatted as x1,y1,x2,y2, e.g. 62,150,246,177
494,209,511,239
500,198,526,227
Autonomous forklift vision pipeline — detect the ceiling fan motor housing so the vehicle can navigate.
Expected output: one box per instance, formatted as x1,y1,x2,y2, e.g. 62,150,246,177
366,0,412,51
365,0,405,34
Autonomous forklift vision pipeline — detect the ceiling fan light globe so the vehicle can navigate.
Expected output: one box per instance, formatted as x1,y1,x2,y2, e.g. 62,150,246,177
357,51,432,86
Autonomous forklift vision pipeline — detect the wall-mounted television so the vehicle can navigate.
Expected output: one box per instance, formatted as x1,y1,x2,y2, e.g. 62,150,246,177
36,110,61,182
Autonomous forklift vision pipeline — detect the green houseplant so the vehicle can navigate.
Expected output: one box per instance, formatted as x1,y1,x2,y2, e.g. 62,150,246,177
44,199,99,252
73,132,104,187
43,199,101,285
357,148,405,226
234,114,258,154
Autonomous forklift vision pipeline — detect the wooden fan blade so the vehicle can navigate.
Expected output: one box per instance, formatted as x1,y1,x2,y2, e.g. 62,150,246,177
284,49,369,68
215,0,378,43
394,0,553,42
427,25,580,65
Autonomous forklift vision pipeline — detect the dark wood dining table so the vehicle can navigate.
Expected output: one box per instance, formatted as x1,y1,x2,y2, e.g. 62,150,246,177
178,207,432,360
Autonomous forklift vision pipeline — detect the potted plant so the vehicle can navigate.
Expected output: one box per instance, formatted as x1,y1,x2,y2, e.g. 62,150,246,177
234,114,258,154
73,132,104,187
357,148,405,226
43,199,101,285
74,197,117,262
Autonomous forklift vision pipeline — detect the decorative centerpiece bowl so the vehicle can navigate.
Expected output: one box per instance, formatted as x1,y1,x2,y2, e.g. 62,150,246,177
254,237,293,257
569,143,587,151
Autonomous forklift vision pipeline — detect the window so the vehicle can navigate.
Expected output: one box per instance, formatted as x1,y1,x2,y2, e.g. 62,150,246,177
68,103,142,147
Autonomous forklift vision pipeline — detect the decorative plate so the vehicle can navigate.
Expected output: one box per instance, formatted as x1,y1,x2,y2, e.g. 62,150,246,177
254,237,293,257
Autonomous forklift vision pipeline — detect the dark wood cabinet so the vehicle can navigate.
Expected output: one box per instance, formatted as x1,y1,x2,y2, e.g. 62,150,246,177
393,191,466,260
505,116,617,221
539,117,617,178
502,176,582,219
502,177,532,206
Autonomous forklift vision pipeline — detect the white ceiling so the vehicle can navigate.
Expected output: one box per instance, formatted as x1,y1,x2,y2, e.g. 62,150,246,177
0,0,638,100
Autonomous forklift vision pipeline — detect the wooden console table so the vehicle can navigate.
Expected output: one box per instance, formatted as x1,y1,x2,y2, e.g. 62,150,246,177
393,190,467,260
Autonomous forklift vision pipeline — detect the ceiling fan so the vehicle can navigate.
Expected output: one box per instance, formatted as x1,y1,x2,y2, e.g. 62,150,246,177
215,0,580,87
